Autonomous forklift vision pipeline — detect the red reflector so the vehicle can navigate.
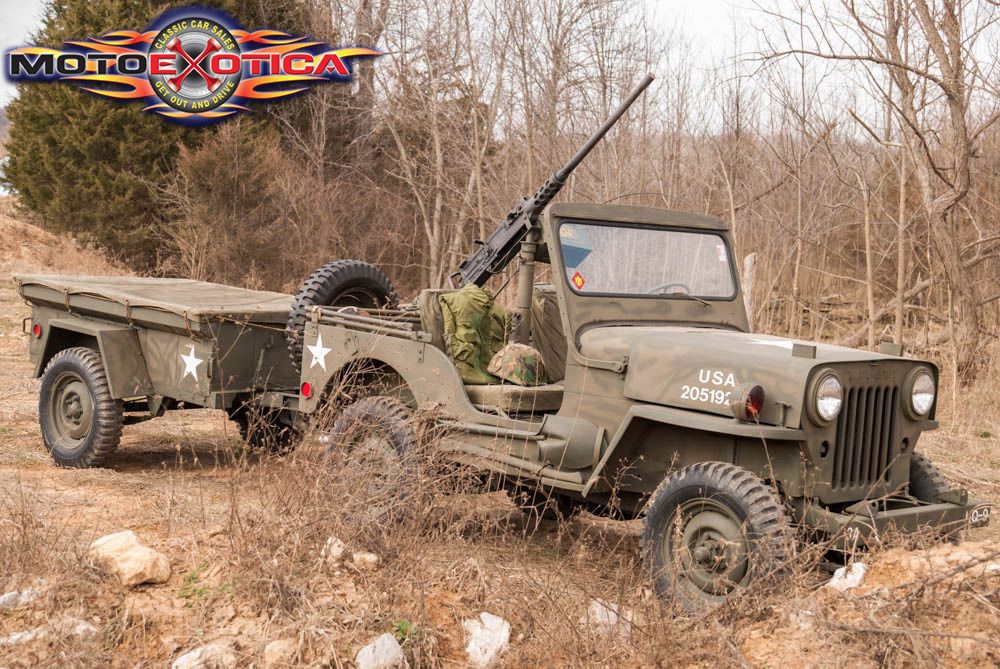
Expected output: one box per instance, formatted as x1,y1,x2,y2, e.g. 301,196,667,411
32,323,42,338
300,382,313,399
746,385,765,417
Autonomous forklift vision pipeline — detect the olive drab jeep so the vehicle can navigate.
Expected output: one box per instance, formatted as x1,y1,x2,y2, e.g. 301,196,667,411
18,74,990,606
287,75,991,605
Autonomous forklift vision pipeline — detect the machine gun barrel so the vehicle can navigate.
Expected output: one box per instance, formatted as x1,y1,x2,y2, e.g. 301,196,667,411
555,73,656,182
454,73,655,287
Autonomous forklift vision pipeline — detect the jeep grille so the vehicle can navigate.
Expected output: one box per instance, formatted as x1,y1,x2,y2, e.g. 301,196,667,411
831,385,899,490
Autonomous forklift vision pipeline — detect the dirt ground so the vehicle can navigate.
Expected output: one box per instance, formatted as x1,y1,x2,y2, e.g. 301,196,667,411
1,207,998,667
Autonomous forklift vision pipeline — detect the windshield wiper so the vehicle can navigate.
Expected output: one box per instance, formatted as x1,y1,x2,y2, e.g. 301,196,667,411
670,294,711,308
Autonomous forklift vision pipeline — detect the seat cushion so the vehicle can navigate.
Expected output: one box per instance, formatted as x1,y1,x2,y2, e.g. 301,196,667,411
465,383,564,413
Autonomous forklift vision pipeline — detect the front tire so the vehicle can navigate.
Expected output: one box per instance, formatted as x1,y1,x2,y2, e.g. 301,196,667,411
641,462,792,608
38,347,122,468
908,452,951,503
909,453,962,541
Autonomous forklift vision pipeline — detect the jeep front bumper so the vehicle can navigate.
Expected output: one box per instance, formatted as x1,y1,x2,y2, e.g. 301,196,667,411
799,494,991,550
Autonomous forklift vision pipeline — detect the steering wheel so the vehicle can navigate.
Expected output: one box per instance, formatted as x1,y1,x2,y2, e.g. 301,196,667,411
647,282,692,295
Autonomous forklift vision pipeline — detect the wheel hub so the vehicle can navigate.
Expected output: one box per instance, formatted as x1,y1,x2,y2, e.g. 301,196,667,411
49,374,93,442
664,501,750,597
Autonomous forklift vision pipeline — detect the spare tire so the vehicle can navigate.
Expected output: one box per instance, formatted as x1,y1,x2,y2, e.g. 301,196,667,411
286,260,399,370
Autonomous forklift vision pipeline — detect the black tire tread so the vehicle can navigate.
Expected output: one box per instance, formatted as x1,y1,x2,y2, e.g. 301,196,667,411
39,347,122,468
286,260,399,371
909,452,951,502
329,396,416,456
640,461,792,603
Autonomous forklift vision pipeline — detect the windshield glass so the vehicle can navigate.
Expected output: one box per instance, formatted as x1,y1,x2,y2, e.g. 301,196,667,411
558,221,736,298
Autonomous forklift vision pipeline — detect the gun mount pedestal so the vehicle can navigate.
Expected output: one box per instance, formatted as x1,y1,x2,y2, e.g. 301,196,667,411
512,229,541,344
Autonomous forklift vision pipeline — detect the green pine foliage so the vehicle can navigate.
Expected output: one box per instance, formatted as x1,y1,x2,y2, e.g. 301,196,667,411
2,1,191,267
1,0,305,269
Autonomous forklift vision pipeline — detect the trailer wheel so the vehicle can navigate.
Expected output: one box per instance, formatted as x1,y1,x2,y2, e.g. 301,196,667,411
230,404,300,453
641,462,792,608
327,396,416,519
286,260,399,371
38,347,122,468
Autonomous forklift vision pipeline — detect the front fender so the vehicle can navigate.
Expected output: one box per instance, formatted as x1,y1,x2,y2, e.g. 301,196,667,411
583,403,804,496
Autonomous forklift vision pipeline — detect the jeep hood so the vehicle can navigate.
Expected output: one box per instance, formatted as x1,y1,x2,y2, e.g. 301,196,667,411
580,326,905,427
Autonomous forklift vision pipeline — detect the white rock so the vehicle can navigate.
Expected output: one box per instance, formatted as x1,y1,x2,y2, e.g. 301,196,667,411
263,638,298,668
0,626,47,647
355,633,407,669
320,537,347,564
826,562,867,591
985,562,1000,574
89,530,171,587
352,551,381,569
0,617,97,647
580,599,631,638
171,643,238,669
463,612,510,668
0,586,42,610
54,618,98,641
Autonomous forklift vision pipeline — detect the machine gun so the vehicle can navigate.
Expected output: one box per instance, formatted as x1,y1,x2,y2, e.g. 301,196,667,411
452,73,655,289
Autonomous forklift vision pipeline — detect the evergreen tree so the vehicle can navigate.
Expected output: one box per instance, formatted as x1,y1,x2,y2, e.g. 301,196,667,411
1,0,307,268
3,1,190,266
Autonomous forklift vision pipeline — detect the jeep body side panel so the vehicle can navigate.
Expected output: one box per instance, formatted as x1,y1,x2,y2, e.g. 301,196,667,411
299,319,539,430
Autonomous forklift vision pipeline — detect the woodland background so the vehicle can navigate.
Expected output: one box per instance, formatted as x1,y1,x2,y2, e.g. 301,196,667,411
4,0,1000,384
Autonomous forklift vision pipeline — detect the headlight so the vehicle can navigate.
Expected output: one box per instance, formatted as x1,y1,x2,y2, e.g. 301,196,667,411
910,370,935,416
815,374,843,422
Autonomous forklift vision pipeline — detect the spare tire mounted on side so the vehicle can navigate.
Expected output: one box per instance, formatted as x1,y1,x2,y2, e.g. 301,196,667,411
286,260,399,371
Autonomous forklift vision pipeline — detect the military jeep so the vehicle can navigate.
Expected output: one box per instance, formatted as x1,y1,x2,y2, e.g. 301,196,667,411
291,201,989,604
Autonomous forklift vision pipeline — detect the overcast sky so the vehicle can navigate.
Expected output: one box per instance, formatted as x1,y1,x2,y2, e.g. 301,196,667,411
0,0,793,106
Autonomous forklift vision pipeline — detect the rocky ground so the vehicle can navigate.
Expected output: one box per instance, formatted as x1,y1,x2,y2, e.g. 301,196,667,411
0,205,998,667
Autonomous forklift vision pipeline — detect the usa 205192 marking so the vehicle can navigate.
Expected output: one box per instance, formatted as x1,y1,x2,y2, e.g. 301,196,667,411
680,385,731,405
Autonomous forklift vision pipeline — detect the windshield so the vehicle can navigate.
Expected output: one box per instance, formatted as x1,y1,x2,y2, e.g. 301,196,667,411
558,221,736,299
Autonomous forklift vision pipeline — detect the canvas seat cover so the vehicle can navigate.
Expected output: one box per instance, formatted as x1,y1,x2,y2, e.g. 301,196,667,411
438,285,509,385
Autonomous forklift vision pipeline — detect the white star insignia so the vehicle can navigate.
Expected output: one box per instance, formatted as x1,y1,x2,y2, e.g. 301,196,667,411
180,344,204,381
307,333,331,371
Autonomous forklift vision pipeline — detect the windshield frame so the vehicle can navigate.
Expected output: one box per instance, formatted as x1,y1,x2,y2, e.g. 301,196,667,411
555,218,740,302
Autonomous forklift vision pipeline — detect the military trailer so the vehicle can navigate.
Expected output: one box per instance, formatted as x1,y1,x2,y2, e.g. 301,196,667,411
17,75,990,605
15,275,303,466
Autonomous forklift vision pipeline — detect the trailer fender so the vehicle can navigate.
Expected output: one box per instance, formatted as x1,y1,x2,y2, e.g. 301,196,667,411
38,318,154,399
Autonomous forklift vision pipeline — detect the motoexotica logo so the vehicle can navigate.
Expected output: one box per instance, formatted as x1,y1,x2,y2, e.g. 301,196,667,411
4,7,379,125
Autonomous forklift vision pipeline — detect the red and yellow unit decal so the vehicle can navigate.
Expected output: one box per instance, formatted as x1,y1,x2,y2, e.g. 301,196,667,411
4,6,379,125
571,271,586,290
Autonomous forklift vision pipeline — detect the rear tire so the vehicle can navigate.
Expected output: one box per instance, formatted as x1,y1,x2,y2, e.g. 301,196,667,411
327,396,416,520
38,347,122,468
640,462,792,608
286,260,399,371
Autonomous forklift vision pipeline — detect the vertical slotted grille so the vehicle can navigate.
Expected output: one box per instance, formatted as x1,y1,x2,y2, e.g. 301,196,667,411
832,385,898,490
